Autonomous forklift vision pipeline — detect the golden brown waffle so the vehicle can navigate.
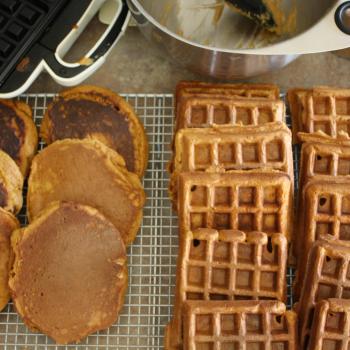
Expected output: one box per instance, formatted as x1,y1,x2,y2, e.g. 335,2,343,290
295,180,350,295
309,299,350,350
182,300,297,350
170,123,293,203
165,228,288,350
298,238,350,349
176,96,285,131
288,87,350,141
176,81,281,106
178,171,293,241
299,132,350,190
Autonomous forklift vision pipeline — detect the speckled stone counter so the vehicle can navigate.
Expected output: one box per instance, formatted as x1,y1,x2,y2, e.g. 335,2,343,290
28,28,350,94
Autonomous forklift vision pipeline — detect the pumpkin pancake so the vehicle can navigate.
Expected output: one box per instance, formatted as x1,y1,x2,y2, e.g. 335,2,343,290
0,150,23,214
27,139,145,245
0,208,19,311
41,85,148,177
0,99,38,176
9,201,127,344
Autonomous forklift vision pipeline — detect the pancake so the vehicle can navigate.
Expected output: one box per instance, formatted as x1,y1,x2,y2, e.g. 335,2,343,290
0,150,23,214
9,201,127,344
27,139,145,245
41,85,148,177
0,208,19,311
0,99,38,176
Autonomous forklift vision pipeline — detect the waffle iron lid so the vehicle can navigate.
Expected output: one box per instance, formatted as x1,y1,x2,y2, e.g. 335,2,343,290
0,0,130,98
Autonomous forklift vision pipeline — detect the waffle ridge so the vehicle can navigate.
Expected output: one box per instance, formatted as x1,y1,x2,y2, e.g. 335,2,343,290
298,238,350,349
178,171,293,241
183,300,297,350
166,228,288,349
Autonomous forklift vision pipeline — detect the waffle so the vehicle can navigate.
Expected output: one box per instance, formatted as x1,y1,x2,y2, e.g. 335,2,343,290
170,122,293,203
178,171,293,241
182,300,297,350
165,228,288,349
296,179,350,293
176,96,285,131
309,299,350,350
288,87,350,140
298,238,350,349
299,132,350,190
176,81,280,107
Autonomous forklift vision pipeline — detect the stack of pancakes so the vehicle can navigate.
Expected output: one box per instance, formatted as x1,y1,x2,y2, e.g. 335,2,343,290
0,86,148,344
166,81,296,350
0,99,37,313
288,87,350,349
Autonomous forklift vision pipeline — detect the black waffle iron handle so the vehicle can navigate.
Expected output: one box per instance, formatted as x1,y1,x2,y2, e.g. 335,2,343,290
0,0,130,98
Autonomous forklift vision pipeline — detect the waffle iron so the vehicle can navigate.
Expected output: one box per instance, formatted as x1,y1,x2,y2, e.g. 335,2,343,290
0,0,130,98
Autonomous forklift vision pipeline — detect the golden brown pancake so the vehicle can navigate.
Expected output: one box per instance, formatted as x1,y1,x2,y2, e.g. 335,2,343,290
0,99,38,176
0,150,23,214
27,139,145,245
9,201,127,344
41,85,148,177
0,208,19,311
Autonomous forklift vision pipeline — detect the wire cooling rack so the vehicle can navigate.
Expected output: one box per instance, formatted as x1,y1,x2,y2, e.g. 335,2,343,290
0,93,296,350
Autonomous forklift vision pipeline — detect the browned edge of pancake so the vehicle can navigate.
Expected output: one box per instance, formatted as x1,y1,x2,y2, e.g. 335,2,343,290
0,150,23,214
0,99,38,177
40,85,148,178
0,208,19,311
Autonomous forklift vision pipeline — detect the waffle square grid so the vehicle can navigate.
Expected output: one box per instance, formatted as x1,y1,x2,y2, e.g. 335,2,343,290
183,300,297,350
178,172,293,241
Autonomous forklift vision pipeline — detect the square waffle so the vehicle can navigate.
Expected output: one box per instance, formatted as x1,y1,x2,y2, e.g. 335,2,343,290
309,299,350,350
165,229,288,349
178,171,293,241
288,87,350,141
175,96,285,131
173,122,293,175
176,81,280,107
299,133,350,190
182,300,297,350
170,122,293,205
295,180,350,293
298,239,350,349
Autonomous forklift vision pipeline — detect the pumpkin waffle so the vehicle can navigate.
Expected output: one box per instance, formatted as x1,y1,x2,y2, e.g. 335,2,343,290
309,299,350,350
299,132,350,190
296,180,350,295
170,122,293,203
176,81,280,107
298,239,350,349
175,95,285,131
182,300,297,350
288,87,350,141
165,228,288,350
178,171,293,241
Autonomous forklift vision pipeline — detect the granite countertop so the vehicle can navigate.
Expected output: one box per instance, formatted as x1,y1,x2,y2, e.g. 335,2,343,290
28,27,350,94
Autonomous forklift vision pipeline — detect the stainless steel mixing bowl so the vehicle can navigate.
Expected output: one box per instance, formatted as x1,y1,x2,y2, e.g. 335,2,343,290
127,0,350,79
